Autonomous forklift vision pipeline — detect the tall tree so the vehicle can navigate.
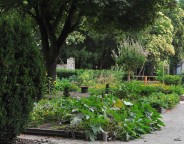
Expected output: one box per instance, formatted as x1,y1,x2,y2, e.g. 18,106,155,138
129,12,175,75
167,1,184,74
1,0,169,80
63,31,118,69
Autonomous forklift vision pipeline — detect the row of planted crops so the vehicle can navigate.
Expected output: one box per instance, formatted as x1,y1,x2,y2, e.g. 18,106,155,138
29,68,184,141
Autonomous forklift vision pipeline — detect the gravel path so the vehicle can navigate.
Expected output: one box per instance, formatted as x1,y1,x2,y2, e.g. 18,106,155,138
19,102,184,144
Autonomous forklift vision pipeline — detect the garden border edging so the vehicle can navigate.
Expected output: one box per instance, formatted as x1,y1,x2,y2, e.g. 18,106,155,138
24,128,109,142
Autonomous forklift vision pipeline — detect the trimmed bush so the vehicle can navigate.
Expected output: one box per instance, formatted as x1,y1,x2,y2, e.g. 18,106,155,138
139,92,180,109
163,75,181,85
0,15,45,143
57,68,79,79
112,82,184,101
169,85,184,95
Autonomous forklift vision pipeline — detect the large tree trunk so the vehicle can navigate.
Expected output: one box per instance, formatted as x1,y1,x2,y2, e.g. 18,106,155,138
45,57,57,81
35,1,80,81
38,20,60,81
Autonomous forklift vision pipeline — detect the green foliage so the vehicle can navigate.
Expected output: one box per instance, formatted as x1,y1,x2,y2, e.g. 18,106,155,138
54,78,79,92
163,75,182,85
1,0,170,80
114,102,163,141
63,32,117,69
111,73,181,107
113,82,184,100
148,12,174,56
180,0,184,9
139,92,180,109
156,61,168,82
56,69,79,79
156,62,182,85
30,95,164,141
15,0,169,32
168,85,184,95
112,81,143,100
133,11,175,75
56,68,124,86
44,77,55,95
166,6,184,73
0,15,45,143
113,39,147,81
141,84,184,95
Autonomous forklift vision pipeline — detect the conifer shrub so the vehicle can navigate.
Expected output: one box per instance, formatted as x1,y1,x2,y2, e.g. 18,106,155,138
0,15,45,143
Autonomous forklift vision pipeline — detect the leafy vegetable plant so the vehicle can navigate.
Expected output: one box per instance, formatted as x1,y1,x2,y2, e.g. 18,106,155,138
30,95,164,141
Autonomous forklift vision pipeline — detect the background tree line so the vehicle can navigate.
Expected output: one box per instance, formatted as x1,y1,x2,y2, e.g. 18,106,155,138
0,0,171,80
62,0,184,76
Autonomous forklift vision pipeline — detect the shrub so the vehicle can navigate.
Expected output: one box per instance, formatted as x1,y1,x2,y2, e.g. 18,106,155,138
112,81,143,100
112,38,147,81
140,85,160,96
141,84,184,95
0,15,45,143
112,82,184,101
163,75,181,85
56,69,124,86
57,68,78,79
54,78,79,92
139,92,180,109
169,85,184,95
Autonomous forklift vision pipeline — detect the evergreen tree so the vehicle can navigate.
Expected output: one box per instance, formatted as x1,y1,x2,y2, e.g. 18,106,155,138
0,14,45,143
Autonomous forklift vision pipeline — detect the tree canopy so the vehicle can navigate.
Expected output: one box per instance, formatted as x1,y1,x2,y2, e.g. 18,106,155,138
112,39,147,81
0,0,170,80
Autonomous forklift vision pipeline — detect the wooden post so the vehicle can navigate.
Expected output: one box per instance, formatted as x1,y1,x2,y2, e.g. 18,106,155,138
144,76,148,85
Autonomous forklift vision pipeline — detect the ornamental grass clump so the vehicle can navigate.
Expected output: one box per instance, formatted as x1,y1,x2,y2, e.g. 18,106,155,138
0,15,45,143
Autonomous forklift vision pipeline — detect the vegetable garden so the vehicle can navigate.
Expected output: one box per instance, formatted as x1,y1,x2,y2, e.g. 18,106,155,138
28,68,183,141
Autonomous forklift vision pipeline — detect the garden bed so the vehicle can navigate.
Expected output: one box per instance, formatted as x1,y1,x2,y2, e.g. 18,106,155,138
29,95,165,141
24,128,109,141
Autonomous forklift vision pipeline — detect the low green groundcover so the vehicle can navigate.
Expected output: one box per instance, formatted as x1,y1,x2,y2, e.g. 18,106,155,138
30,95,164,141
139,92,180,109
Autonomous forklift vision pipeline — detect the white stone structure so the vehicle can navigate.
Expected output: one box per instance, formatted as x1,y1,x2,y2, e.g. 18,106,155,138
57,64,66,69
66,57,75,70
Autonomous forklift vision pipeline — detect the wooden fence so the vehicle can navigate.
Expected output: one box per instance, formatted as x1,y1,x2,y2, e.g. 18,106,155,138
134,76,160,84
